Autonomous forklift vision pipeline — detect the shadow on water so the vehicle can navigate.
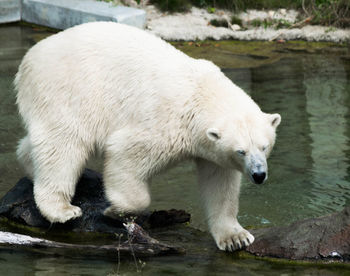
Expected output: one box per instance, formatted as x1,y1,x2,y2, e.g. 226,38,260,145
0,25,350,274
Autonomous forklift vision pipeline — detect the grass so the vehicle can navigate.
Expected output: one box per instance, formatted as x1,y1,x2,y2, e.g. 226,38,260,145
210,15,245,28
231,15,243,26
250,18,292,29
150,0,192,12
210,19,228,27
305,0,350,27
148,0,350,27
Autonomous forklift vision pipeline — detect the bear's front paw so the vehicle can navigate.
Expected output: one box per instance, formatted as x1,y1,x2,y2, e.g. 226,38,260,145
39,203,82,223
214,227,255,252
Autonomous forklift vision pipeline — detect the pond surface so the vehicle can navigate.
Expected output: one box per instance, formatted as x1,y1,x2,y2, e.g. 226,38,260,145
0,25,350,275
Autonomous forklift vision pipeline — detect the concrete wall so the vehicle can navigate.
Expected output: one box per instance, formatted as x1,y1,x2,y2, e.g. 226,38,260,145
0,0,146,29
0,0,21,24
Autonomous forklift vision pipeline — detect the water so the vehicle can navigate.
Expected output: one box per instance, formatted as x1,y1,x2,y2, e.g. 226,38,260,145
0,25,350,275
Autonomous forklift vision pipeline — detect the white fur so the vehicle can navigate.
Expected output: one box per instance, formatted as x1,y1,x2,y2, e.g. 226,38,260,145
15,22,280,249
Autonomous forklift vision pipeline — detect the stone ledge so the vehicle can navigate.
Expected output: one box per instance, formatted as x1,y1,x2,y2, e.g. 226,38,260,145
0,0,21,24
0,0,145,29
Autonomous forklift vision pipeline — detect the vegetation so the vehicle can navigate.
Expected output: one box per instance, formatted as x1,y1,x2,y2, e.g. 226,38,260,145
149,0,350,27
304,0,350,27
250,18,292,29
209,18,229,28
231,15,243,25
149,0,192,12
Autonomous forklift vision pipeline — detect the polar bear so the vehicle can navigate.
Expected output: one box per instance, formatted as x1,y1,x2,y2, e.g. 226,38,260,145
15,22,281,251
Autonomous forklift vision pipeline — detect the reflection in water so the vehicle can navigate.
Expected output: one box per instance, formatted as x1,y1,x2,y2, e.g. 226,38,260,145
304,56,350,214
0,26,48,194
225,55,350,226
225,58,315,226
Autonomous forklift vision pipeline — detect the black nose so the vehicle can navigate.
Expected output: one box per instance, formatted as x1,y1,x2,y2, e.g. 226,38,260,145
252,172,266,184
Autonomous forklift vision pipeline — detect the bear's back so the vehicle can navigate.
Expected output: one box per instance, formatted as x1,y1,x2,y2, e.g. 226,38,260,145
15,22,209,140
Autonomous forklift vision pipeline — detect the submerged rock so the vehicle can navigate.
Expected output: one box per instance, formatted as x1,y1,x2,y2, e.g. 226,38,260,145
0,169,190,233
246,207,350,262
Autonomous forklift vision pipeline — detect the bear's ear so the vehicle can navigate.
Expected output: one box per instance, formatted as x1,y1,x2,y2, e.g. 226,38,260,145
206,128,221,141
269,113,281,128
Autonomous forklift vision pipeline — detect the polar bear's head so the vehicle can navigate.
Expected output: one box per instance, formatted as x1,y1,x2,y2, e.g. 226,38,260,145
204,112,281,184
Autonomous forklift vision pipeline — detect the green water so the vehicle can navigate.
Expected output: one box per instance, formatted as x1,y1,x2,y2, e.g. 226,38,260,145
0,25,350,275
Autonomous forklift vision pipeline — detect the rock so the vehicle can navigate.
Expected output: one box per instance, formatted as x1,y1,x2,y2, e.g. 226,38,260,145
0,169,190,257
0,169,190,233
0,0,21,24
280,9,287,15
230,24,241,31
246,207,350,261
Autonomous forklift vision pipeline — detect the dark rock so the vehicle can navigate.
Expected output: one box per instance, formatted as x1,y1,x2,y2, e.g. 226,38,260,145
148,209,190,228
246,207,350,261
0,169,190,233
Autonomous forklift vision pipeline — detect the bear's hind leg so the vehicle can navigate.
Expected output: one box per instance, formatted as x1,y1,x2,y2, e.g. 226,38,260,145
32,139,88,223
103,130,151,218
17,135,34,179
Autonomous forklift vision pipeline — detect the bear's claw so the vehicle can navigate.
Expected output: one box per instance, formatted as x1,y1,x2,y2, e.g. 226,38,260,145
217,228,255,252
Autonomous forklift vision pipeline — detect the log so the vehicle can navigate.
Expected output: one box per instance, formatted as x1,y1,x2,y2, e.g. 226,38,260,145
0,222,184,258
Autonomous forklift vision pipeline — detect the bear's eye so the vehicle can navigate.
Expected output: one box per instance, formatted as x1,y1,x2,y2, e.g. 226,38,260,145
236,150,246,156
262,145,269,151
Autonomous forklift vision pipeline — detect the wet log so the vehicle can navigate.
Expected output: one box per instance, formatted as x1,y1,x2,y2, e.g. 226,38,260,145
0,222,184,258
246,207,350,262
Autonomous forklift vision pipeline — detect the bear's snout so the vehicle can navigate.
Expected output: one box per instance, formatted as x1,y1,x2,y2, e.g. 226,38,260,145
252,172,266,184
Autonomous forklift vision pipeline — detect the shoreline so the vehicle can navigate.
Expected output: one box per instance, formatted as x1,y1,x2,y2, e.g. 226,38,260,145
1,0,349,43
144,6,350,43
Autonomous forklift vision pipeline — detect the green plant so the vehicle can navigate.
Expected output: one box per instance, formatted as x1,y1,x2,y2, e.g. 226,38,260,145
263,19,274,29
190,0,303,11
303,0,350,27
250,18,292,29
150,0,192,12
207,6,216,13
275,19,292,28
251,19,263,27
125,221,146,274
210,18,229,27
325,26,337,32
231,15,242,26
110,228,146,276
